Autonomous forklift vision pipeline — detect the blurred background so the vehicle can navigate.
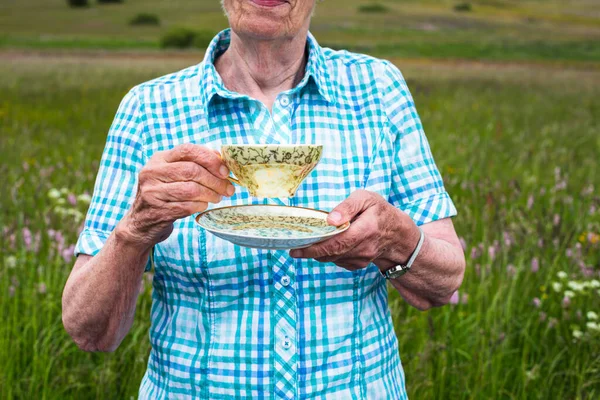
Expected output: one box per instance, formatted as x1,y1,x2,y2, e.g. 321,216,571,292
0,0,599,398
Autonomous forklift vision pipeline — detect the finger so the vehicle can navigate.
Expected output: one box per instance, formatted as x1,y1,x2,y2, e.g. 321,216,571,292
163,144,230,179
290,215,373,259
153,182,223,203
154,162,234,197
327,190,378,226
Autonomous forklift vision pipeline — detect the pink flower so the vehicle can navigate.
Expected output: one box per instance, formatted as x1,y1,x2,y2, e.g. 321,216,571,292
449,291,459,305
532,298,541,308
537,239,544,248
566,248,573,258
553,214,561,226
503,231,512,247
38,283,47,294
527,194,534,210
459,237,467,251
22,228,32,250
591,205,597,214
488,246,496,260
562,296,571,308
531,258,539,273
22,162,29,172
507,264,516,276
68,194,77,206
470,247,479,260
61,244,75,263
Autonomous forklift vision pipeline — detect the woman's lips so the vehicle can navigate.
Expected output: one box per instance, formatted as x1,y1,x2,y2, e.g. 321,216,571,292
250,0,287,7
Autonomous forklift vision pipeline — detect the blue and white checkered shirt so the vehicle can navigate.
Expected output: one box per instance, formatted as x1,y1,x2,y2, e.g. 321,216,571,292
76,29,456,399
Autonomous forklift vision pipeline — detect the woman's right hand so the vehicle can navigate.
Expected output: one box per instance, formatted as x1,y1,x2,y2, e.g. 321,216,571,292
117,143,235,250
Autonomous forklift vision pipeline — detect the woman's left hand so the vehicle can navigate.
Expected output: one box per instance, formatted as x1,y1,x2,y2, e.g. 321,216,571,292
289,190,421,272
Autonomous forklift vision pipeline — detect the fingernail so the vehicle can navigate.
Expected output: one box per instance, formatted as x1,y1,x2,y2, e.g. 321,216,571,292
328,211,342,225
227,184,235,196
219,165,229,178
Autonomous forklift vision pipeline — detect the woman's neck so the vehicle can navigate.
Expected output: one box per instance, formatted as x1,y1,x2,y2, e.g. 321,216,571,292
214,29,308,111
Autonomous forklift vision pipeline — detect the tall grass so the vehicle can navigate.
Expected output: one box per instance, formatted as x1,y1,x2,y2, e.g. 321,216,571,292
0,56,598,398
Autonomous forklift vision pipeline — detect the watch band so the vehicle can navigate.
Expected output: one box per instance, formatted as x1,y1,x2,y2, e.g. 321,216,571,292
382,227,424,280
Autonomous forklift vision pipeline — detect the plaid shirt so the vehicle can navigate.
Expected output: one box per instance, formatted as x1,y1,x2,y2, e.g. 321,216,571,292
76,29,456,399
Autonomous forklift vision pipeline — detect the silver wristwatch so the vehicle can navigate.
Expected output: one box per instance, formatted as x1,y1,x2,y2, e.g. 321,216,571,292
381,227,424,280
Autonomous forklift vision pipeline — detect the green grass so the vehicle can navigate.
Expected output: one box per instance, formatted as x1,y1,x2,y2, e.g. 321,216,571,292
1,53,599,398
0,0,599,62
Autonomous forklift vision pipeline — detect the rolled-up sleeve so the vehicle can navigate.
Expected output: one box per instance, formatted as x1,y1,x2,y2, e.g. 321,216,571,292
379,62,457,226
75,87,146,257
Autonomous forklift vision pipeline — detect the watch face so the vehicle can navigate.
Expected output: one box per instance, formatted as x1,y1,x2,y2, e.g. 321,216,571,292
386,266,408,279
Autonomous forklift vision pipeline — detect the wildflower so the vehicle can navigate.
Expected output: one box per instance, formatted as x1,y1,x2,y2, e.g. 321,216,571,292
22,227,32,249
564,290,575,299
459,237,467,251
553,214,560,226
566,248,572,258
527,194,534,209
507,264,516,276
572,330,583,340
60,187,69,196
586,322,600,332
488,246,496,260
587,311,598,320
37,283,47,295
68,193,77,206
552,238,559,248
548,318,557,328
539,312,547,322
449,291,459,305
590,205,597,214
470,247,479,260
531,258,539,273
562,296,571,307
588,232,600,245
567,281,584,292
503,231,512,247
552,282,562,292
537,238,544,248
5,255,17,269
62,244,75,263
589,280,600,289
8,286,15,298
557,271,567,279
532,298,541,308
77,193,92,204
48,188,61,200
461,293,468,304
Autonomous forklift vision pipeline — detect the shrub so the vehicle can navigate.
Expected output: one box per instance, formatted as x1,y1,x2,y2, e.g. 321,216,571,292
67,0,89,7
453,2,472,12
192,30,217,49
357,3,389,13
160,27,197,49
129,13,160,26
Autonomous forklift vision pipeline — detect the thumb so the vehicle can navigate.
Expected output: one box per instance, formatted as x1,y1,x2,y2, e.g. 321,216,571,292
327,190,374,226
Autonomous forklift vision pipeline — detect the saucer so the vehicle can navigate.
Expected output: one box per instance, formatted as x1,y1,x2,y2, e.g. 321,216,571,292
195,205,350,250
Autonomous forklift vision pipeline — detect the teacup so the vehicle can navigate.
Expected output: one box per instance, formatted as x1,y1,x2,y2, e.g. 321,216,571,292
220,144,323,198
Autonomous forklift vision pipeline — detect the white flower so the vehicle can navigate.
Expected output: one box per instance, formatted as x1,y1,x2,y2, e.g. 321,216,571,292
572,329,583,339
77,193,92,204
567,281,585,292
557,271,568,279
586,322,600,332
48,188,61,200
56,198,66,206
5,255,17,269
552,282,563,292
60,187,70,195
589,280,600,289
564,290,576,299
587,311,598,320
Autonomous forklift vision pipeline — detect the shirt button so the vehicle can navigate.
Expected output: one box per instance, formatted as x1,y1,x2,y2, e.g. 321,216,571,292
281,275,291,287
282,336,292,350
279,95,291,107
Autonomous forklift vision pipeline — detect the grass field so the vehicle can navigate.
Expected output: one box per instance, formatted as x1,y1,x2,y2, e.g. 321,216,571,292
1,0,600,62
1,52,599,398
1,0,600,398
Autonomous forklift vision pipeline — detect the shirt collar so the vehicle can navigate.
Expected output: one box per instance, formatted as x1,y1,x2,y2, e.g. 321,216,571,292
200,29,337,111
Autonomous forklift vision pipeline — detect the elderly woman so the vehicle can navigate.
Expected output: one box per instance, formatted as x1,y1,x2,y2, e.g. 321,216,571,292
62,0,465,398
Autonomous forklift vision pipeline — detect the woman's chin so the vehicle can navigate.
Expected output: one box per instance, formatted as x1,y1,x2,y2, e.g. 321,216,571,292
234,19,291,40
